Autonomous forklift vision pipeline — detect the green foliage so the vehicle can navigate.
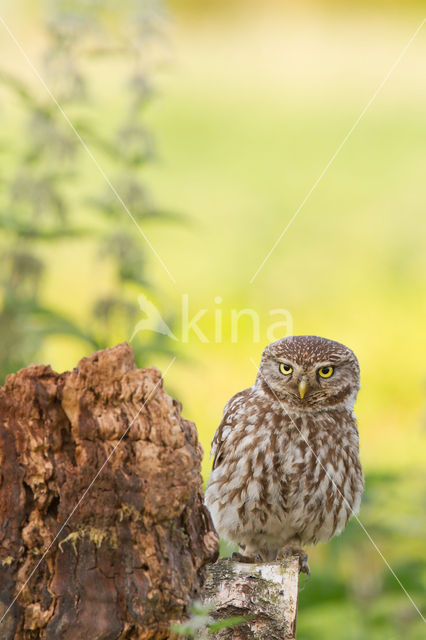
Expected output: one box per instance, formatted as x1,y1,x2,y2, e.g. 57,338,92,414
171,600,246,637
0,0,177,381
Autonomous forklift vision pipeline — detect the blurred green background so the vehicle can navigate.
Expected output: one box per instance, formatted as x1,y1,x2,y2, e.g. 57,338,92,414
0,1,425,638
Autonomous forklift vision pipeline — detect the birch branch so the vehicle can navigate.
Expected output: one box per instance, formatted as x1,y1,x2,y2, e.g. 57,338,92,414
202,557,300,639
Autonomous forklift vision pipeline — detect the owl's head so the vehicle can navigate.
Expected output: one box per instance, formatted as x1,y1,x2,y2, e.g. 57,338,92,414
256,335,360,411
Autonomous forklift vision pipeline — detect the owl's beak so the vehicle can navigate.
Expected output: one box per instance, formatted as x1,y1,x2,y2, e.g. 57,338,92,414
298,378,309,399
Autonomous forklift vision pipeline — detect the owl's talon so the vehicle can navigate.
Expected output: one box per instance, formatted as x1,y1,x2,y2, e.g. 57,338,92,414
231,551,260,564
278,544,310,577
299,555,311,579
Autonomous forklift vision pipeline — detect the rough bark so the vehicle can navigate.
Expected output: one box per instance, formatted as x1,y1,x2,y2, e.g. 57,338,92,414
202,558,299,640
0,343,219,639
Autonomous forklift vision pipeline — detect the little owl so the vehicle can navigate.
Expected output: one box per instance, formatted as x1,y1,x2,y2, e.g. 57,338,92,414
205,335,363,574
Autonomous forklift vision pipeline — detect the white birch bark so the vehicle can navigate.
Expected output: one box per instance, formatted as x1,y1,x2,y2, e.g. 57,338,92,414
202,557,300,639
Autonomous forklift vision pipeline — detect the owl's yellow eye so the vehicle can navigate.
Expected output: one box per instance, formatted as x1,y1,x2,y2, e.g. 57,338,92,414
318,366,334,378
279,363,293,375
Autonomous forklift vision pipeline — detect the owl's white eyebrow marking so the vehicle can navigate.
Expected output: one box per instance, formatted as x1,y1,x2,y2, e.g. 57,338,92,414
249,17,426,284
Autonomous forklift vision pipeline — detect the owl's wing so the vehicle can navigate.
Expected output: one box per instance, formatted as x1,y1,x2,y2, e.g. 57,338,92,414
211,388,250,470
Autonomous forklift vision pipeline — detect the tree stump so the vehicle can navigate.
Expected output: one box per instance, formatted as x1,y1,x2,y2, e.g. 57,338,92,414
0,343,219,639
202,558,299,639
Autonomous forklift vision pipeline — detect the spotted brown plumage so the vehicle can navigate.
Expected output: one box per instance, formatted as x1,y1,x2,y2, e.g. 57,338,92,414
205,335,364,573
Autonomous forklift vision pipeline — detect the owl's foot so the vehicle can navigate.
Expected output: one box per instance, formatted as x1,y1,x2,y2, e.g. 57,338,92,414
231,551,262,563
299,552,310,578
278,545,311,579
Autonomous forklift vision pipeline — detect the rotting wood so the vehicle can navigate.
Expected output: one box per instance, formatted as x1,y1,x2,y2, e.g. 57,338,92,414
0,343,219,639
202,557,299,639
